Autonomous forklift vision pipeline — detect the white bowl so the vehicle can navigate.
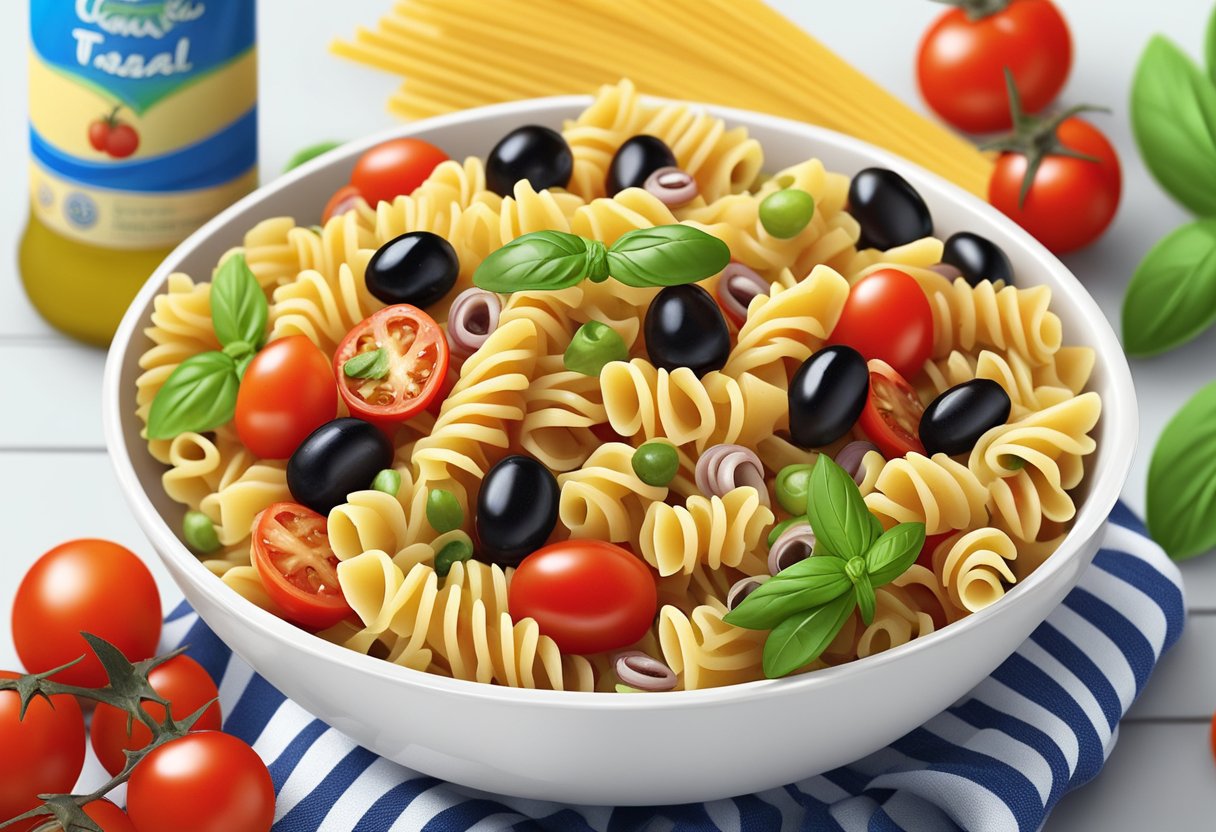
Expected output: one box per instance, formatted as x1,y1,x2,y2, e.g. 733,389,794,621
103,96,1136,806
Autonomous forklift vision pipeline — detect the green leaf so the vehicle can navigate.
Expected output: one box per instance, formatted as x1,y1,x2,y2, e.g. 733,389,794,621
762,593,856,678
1147,380,1216,560
865,522,927,586
472,230,591,292
723,555,851,630
1122,219,1216,356
344,348,390,379
1131,36,1216,216
146,352,240,440
210,254,268,349
806,455,877,560
854,571,876,626
284,140,342,173
605,225,731,288
1207,3,1216,85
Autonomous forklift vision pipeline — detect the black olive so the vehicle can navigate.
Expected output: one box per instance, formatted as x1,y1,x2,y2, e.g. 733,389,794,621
287,418,394,514
848,167,933,250
788,346,870,448
366,231,459,308
475,455,559,566
942,232,1014,286
607,135,677,195
644,284,731,377
486,125,573,196
919,379,1012,456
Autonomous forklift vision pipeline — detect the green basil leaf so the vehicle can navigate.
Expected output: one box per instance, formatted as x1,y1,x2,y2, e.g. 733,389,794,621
1131,36,1216,216
1147,380,1216,560
807,454,876,560
762,593,856,678
1207,3,1216,86
472,230,591,292
1122,219,1216,356
211,254,268,349
605,225,731,288
865,522,926,587
854,571,876,626
723,556,851,630
146,351,240,439
284,140,342,173
344,348,390,380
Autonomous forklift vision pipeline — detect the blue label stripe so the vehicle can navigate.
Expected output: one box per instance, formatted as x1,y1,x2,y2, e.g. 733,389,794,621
31,105,257,193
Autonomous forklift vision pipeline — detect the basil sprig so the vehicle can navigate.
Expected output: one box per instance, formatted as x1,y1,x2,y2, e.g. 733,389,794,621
724,455,925,678
343,348,390,380
472,225,730,293
1147,381,1216,561
146,254,268,439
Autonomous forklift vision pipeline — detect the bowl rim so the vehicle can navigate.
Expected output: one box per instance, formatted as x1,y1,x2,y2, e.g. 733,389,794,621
102,93,1137,710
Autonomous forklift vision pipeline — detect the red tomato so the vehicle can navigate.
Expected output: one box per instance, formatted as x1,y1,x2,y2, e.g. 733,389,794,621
252,502,351,631
334,305,449,424
859,360,926,460
917,0,1071,133
916,532,955,570
509,541,657,655
12,540,161,687
0,671,85,826
88,120,110,152
90,655,223,776
989,117,1121,254
106,123,140,159
235,335,337,459
126,732,274,832
322,184,364,224
350,138,449,207
830,269,933,378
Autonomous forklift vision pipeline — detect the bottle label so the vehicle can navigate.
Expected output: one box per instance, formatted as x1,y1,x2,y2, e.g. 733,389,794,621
28,1,257,249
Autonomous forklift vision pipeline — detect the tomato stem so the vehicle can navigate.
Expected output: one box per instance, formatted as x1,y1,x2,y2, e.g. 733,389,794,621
928,0,1013,22
106,104,123,127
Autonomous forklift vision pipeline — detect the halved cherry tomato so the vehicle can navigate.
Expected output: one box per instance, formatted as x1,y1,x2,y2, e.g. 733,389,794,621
350,138,449,207
830,269,934,378
334,305,449,424
859,360,926,460
509,540,657,655
322,184,364,224
251,503,350,631
235,335,337,460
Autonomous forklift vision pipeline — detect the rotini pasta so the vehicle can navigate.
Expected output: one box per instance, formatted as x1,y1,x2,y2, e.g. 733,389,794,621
639,487,773,576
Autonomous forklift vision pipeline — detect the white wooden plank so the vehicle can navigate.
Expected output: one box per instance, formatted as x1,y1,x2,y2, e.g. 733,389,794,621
1177,555,1216,612
1046,722,1216,831
1126,613,1216,721
0,343,107,449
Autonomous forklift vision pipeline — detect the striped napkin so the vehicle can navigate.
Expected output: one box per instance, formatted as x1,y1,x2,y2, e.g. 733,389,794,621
163,502,1184,832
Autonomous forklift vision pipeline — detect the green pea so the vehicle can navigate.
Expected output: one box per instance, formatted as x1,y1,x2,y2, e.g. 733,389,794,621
284,140,342,173
631,441,679,487
434,534,474,577
767,515,808,548
183,510,221,554
775,464,814,515
759,188,815,239
615,684,643,694
372,468,402,497
426,488,464,533
564,321,629,377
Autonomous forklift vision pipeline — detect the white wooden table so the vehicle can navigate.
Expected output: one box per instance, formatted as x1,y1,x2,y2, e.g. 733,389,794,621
1,1,1213,827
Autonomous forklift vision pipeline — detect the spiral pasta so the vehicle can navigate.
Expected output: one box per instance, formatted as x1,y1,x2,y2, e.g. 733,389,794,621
864,452,989,535
557,443,668,542
327,470,450,564
639,487,773,576
520,355,608,472
933,528,1018,614
921,349,1074,420
923,277,1063,366
656,600,767,690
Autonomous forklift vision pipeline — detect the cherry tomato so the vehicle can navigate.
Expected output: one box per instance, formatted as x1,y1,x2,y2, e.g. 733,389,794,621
126,732,274,832
509,540,657,654
252,502,351,631
989,117,1121,254
88,120,110,152
322,184,364,224
350,137,449,207
12,540,161,687
235,335,337,459
106,123,140,159
334,305,449,424
90,655,223,776
917,0,1071,133
0,671,85,826
74,801,138,832
859,360,926,460
830,269,933,378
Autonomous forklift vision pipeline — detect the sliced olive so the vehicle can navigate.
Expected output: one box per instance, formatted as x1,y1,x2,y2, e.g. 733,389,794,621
287,418,394,514
366,231,459,308
607,135,677,195
848,167,933,250
942,231,1014,286
486,125,573,196
643,284,730,377
919,379,1012,456
475,455,559,566
788,346,869,448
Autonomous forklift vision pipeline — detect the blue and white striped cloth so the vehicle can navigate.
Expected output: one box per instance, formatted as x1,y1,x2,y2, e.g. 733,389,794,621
162,502,1185,832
